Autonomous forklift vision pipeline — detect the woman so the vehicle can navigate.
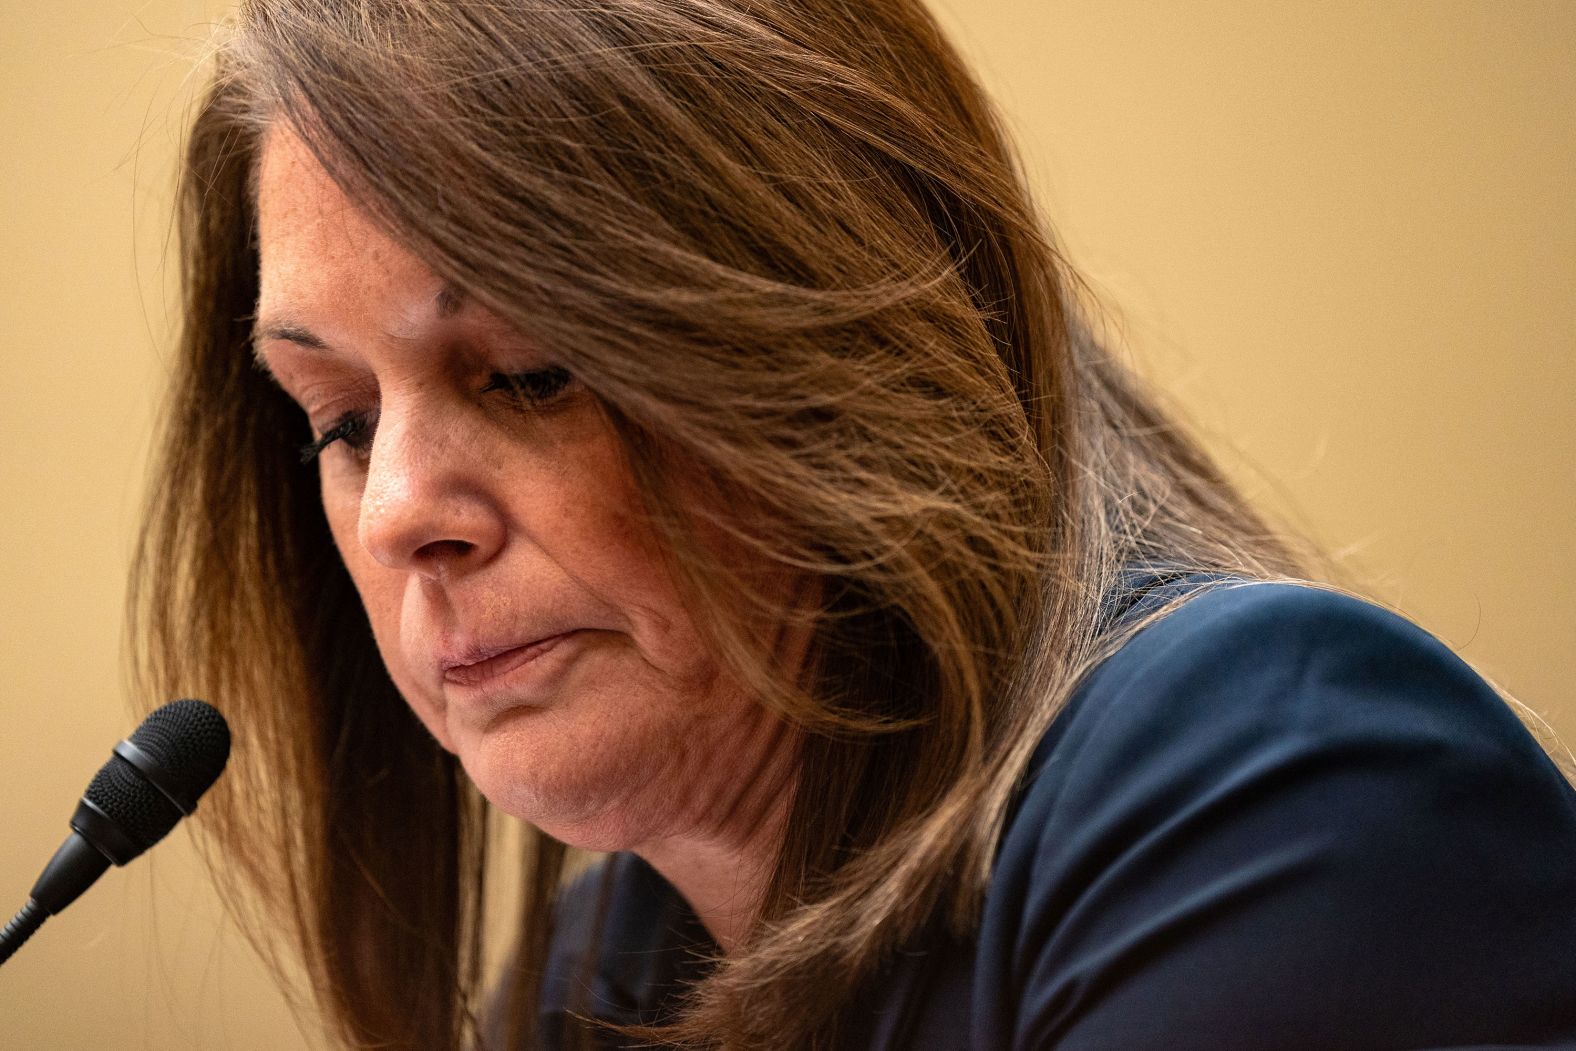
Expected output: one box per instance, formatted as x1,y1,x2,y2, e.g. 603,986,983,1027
132,1,1576,1048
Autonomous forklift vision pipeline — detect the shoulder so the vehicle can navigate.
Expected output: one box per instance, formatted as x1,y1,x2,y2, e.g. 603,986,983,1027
1030,580,1555,794
977,581,1576,1050
1085,578,1501,718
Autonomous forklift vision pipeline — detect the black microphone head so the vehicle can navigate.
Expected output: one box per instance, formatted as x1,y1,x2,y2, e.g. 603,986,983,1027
79,699,231,860
125,698,231,795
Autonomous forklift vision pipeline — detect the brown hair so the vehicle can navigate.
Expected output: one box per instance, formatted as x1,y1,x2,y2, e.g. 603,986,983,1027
133,1,1311,1048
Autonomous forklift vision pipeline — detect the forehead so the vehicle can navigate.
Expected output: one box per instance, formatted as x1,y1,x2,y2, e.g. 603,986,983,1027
254,125,440,310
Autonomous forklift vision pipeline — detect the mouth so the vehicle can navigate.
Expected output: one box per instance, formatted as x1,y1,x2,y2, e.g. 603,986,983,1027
441,632,579,688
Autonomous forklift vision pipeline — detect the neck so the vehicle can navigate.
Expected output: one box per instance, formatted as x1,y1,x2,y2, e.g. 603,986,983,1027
633,716,799,954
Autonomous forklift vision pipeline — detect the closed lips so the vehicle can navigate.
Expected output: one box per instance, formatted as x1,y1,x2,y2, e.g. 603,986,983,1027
442,633,575,687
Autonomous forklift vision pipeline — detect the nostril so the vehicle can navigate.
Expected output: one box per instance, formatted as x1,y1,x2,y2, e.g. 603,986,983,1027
416,539,475,564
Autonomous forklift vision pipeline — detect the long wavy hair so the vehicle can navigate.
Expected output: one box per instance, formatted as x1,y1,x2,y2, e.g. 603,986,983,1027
132,1,1315,1047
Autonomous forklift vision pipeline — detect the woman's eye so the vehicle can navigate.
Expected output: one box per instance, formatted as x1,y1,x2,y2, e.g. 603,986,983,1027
299,410,375,464
480,366,574,407
293,368,572,465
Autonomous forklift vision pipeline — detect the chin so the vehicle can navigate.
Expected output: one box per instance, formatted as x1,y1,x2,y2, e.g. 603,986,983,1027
453,705,659,852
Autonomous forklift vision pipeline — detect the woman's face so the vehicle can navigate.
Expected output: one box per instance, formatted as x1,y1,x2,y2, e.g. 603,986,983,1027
252,126,793,851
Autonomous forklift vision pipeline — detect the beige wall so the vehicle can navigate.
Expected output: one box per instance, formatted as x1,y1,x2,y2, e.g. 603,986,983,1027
2,2,1570,1047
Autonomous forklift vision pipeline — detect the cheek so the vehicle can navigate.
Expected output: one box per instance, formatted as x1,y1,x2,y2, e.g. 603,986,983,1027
529,427,648,580
321,479,376,615
320,474,454,744
546,456,705,668
320,466,361,551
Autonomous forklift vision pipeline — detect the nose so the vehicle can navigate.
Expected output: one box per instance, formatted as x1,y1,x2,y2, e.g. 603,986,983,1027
356,398,506,579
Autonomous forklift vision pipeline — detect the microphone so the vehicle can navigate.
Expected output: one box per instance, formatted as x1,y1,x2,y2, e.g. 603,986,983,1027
0,698,231,966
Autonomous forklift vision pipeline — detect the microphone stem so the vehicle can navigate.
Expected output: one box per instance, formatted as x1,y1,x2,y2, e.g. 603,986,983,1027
0,899,46,966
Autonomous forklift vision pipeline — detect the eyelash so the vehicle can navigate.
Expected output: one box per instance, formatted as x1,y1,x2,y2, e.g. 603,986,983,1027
298,411,369,464
297,366,575,465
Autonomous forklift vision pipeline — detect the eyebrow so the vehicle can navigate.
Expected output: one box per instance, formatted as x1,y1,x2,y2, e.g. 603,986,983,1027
249,319,327,376
434,281,466,318
250,280,470,368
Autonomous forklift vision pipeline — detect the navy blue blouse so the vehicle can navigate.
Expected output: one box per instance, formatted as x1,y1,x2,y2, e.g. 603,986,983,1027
526,580,1576,1049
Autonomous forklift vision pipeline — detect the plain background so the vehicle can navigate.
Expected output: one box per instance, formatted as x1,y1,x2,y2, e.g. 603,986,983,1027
2,2,1571,1047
